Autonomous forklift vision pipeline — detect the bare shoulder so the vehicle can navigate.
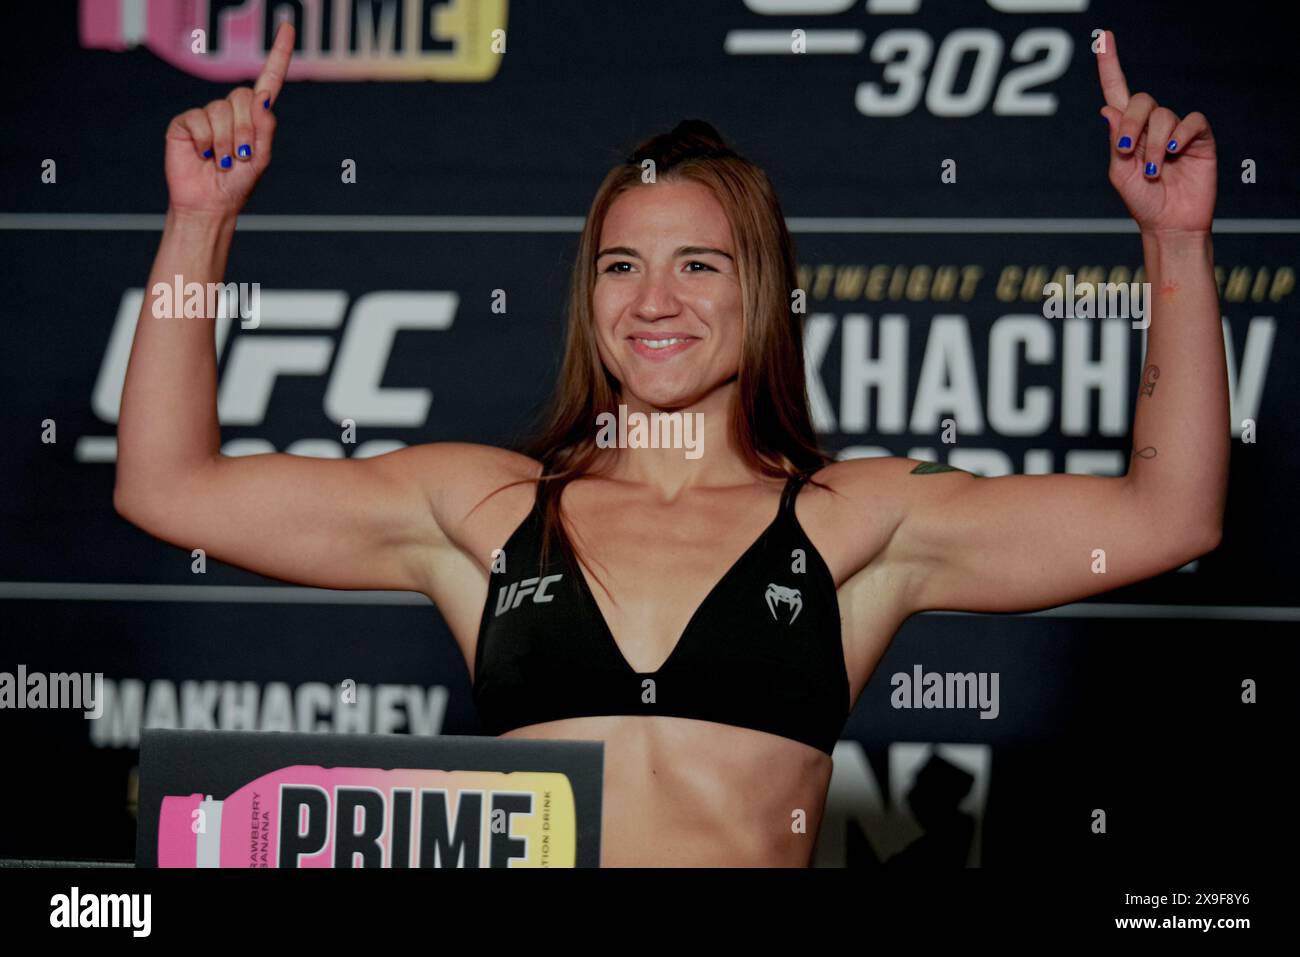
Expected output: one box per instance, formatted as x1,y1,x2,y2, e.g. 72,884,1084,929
814,453,980,486
385,442,541,546
383,441,539,490
797,456,982,583
801,455,931,524
810,455,983,513
371,444,540,654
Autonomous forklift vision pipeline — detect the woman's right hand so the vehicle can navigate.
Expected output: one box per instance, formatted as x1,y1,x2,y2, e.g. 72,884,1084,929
122,17,539,622
163,21,295,218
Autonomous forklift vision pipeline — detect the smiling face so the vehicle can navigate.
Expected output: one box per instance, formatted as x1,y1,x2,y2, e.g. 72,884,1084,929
592,178,744,411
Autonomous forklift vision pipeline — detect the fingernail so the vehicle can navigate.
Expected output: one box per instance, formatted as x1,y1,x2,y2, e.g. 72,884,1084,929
237,144,253,159
263,97,271,109
220,155,233,169
202,148,213,159
1166,138,1178,152
1117,135,1132,149
1102,115,1110,127
1144,161,1157,176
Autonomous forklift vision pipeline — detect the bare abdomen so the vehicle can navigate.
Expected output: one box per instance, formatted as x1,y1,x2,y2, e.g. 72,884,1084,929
500,713,833,867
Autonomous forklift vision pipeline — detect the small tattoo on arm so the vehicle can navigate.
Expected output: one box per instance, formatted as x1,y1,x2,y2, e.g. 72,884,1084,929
909,462,982,476
1140,364,1160,397
1132,446,1157,459
1160,278,1178,299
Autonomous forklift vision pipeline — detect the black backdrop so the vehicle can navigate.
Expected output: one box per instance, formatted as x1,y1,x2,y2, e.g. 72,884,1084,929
0,0,1295,866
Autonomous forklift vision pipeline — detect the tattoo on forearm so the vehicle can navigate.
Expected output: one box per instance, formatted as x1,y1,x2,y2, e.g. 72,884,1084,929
1140,364,1160,397
1160,278,1178,299
910,462,983,476
1132,446,1157,459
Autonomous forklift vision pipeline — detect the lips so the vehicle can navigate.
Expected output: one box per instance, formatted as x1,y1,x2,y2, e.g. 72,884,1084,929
628,334,699,360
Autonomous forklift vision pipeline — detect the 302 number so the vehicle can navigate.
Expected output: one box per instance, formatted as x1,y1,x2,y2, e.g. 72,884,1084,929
857,28,1072,117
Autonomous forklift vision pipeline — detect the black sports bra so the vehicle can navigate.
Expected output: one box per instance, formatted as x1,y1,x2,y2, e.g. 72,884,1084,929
472,471,849,755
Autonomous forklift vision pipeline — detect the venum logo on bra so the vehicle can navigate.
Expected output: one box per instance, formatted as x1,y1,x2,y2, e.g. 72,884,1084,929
494,575,563,617
765,584,802,624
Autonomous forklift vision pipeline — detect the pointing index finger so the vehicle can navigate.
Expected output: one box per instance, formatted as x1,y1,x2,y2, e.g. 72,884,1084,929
255,20,295,105
1095,29,1130,112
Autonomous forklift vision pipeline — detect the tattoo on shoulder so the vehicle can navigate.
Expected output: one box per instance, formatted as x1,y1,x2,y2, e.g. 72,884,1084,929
909,462,983,476
1132,446,1157,459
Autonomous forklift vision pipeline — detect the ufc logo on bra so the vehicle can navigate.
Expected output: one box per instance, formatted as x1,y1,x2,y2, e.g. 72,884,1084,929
494,575,564,617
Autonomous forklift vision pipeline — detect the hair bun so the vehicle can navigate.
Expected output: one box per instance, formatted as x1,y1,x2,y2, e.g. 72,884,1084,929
626,119,738,167
668,119,730,152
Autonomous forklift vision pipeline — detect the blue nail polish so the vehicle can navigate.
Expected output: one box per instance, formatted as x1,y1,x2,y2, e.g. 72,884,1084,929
237,144,252,159
1145,161,1157,176
1117,135,1132,149
1166,139,1177,152
263,97,271,109
202,148,213,159
220,155,233,169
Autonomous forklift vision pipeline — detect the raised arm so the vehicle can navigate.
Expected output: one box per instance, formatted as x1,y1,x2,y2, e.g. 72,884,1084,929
113,22,530,594
874,29,1227,615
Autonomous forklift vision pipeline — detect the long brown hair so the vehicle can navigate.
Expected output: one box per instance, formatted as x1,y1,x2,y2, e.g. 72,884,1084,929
492,120,833,593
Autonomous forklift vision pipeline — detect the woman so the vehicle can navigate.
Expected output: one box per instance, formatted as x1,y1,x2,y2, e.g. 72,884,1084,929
115,24,1227,867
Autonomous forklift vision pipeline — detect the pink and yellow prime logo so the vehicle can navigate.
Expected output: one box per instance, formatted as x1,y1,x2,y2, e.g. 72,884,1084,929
159,765,578,867
80,0,508,82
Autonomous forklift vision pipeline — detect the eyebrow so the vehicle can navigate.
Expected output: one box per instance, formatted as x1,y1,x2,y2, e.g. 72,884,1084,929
594,245,734,262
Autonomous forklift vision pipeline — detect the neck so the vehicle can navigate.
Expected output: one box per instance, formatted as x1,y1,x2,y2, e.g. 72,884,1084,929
596,383,764,496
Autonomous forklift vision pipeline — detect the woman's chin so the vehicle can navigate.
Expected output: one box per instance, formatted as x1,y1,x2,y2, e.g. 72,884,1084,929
631,392,698,413
619,380,693,411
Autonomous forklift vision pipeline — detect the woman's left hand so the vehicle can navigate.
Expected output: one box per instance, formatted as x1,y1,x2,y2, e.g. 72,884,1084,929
1096,29,1217,235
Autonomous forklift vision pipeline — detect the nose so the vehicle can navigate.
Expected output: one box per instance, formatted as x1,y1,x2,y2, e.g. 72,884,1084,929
632,266,682,322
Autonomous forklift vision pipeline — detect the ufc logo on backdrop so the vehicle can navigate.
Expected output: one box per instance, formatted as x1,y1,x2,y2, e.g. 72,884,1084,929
79,290,457,462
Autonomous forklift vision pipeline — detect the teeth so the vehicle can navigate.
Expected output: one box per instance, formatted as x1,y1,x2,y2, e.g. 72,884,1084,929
639,338,687,349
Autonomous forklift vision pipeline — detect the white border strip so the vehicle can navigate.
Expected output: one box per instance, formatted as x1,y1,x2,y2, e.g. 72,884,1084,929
0,583,430,605
1,214,1298,234
724,29,866,55
931,604,1300,622
0,582,1294,619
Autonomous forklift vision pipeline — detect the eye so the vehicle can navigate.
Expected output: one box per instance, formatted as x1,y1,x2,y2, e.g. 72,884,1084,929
685,261,716,272
601,261,632,273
